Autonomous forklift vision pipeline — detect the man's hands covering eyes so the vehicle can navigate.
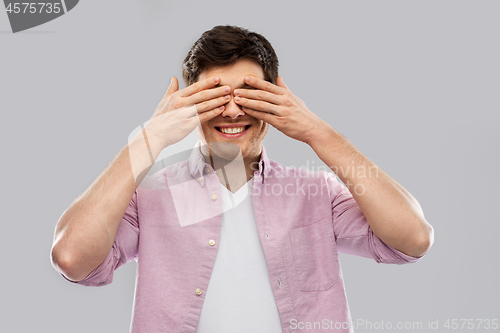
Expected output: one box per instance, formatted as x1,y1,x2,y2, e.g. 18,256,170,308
145,76,231,150
232,76,332,145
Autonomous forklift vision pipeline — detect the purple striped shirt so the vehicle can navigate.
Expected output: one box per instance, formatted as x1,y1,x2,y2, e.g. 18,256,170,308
61,143,422,332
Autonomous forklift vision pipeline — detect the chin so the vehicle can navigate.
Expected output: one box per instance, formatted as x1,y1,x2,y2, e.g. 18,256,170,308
208,141,243,161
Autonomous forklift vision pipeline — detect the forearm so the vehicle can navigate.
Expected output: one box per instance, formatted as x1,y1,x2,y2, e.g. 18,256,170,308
51,132,162,281
229,75,434,257
51,75,228,281
309,126,434,258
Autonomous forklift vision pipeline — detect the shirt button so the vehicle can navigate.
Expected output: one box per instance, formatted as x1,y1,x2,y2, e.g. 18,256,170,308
208,240,215,246
206,168,212,173
198,176,203,182
195,288,202,296
264,174,268,179
211,194,218,200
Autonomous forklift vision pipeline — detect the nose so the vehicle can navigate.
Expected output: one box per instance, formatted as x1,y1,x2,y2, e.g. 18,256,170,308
221,96,245,119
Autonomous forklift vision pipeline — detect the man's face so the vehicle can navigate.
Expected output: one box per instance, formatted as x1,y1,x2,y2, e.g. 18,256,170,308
196,59,268,162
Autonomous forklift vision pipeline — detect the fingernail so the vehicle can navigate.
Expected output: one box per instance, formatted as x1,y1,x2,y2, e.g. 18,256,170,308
224,86,231,93
234,89,241,96
213,77,219,83
224,95,230,100
219,105,225,110
245,76,251,82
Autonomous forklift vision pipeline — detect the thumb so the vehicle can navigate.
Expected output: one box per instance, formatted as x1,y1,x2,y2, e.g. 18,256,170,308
276,76,288,89
163,76,179,99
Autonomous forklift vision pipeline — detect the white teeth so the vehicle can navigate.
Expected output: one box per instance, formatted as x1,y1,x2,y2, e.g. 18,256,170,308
220,126,246,134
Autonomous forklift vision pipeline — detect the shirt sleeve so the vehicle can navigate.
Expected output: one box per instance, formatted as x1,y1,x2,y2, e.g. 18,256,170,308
61,191,140,286
326,173,424,264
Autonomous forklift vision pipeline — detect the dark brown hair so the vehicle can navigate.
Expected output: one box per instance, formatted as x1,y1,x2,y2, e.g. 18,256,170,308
182,25,279,86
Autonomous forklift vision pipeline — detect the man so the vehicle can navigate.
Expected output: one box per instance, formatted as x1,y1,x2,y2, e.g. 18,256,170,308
51,25,434,332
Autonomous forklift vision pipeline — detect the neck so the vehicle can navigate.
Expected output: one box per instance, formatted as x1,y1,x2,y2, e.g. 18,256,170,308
200,143,261,192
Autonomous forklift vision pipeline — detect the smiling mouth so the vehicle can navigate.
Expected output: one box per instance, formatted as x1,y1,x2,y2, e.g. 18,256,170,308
215,125,251,134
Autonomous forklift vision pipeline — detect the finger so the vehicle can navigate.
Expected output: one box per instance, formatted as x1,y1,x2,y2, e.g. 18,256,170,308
177,104,224,120
233,88,282,105
181,105,199,118
179,76,220,97
185,85,231,106
243,76,285,95
195,94,231,113
276,76,289,89
240,107,275,124
162,77,179,100
192,105,225,124
234,96,281,115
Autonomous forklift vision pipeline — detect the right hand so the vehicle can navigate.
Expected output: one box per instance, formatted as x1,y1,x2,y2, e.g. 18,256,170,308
145,76,231,149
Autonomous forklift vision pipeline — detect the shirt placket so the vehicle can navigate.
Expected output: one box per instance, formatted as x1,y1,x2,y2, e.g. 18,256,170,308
252,170,297,332
181,163,224,333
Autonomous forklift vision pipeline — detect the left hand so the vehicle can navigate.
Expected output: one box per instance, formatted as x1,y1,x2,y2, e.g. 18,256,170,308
233,76,331,144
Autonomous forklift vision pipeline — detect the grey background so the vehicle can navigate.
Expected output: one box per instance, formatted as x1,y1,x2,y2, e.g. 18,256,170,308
1,1,498,332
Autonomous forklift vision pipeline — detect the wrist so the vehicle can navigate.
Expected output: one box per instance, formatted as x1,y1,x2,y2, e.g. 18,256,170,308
129,125,162,163
306,121,339,148
140,121,167,157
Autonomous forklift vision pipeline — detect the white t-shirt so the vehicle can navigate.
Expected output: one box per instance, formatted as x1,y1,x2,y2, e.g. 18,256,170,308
195,179,282,333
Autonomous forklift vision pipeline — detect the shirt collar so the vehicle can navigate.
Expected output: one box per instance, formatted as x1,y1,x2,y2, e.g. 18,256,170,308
188,141,270,185
258,143,270,180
